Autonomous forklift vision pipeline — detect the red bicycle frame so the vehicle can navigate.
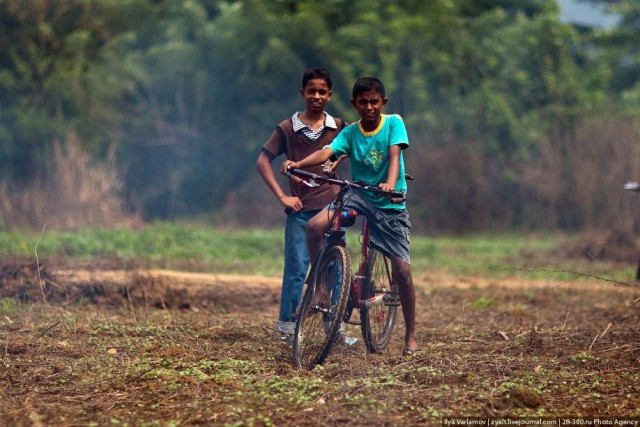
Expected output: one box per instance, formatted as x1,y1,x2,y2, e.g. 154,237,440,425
331,209,388,312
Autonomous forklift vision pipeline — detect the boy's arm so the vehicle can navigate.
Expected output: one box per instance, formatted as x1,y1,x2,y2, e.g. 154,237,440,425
281,147,335,173
379,145,401,192
256,151,303,212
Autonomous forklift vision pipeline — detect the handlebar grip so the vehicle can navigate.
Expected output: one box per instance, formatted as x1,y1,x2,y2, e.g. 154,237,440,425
390,192,406,204
287,168,316,179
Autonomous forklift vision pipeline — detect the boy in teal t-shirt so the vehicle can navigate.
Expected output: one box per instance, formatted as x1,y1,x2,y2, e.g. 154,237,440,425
328,112,409,210
283,77,419,355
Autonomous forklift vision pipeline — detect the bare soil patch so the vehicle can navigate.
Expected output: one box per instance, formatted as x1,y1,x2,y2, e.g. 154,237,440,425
1,258,640,426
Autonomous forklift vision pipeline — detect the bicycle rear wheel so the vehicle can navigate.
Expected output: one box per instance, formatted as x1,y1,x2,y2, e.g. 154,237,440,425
360,247,398,353
293,245,350,369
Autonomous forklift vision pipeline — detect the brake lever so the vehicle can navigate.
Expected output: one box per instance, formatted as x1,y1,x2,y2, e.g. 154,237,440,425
285,171,320,188
302,179,320,188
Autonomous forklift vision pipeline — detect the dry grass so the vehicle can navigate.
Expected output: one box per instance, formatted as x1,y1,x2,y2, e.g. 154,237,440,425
1,259,640,425
0,133,138,230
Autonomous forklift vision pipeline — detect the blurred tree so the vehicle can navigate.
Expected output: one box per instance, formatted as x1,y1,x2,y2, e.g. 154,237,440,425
592,0,639,114
0,0,636,231
0,0,106,183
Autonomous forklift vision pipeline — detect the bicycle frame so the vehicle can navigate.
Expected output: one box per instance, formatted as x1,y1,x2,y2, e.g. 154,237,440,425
290,169,398,312
350,217,370,311
349,216,395,313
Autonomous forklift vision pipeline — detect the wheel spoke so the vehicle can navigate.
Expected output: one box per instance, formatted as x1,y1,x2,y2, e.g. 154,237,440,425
360,248,398,352
293,246,350,368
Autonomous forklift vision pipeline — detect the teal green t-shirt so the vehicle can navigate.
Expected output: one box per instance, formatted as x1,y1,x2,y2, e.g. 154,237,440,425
329,114,409,210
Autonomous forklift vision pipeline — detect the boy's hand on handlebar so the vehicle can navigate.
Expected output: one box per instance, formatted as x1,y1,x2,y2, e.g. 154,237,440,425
379,182,406,203
281,160,298,174
378,182,395,192
280,195,303,212
328,154,348,172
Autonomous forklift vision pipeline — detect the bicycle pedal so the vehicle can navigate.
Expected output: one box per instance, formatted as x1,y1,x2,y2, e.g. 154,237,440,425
383,295,401,306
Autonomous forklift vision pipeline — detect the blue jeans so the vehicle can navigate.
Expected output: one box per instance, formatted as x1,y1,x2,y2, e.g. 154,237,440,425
279,210,319,323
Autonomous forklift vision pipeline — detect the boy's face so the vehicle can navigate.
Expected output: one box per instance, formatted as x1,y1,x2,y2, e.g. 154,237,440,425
351,91,388,127
300,78,332,113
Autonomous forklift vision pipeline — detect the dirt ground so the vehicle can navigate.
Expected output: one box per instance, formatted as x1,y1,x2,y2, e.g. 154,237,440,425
1,258,640,426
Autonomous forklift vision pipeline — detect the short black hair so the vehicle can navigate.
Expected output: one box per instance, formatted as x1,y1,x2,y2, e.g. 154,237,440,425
302,67,333,90
352,77,385,100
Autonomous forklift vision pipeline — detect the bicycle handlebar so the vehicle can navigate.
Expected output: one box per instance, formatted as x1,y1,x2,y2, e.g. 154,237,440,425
286,168,407,202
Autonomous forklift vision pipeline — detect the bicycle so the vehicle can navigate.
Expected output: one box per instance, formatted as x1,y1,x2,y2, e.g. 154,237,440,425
285,167,409,369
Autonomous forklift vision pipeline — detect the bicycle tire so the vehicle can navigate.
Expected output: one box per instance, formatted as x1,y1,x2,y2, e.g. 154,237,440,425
293,245,350,369
360,247,398,353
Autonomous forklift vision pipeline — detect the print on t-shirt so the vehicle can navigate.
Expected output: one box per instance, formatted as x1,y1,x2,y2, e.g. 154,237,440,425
365,148,385,171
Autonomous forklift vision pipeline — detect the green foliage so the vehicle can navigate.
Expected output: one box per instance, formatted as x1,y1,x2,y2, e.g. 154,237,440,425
0,223,286,275
590,0,640,116
0,0,638,231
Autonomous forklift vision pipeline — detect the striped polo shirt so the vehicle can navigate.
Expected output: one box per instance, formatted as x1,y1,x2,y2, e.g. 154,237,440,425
291,112,338,141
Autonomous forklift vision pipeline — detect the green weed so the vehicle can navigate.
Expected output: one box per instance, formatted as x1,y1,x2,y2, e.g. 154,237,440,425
472,297,494,309
0,297,19,314
569,351,597,363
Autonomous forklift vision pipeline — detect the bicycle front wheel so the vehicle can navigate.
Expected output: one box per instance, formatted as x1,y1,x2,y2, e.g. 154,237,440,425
293,245,350,369
360,247,398,353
